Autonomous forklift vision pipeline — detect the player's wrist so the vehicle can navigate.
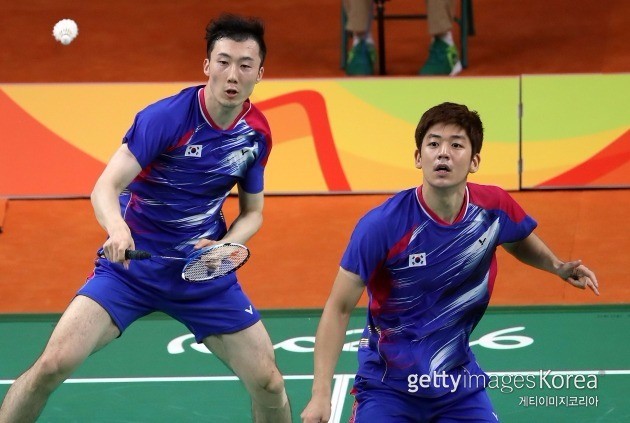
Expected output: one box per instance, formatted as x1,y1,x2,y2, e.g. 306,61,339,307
104,215,130,235
310,383,332,398
552,259,565,278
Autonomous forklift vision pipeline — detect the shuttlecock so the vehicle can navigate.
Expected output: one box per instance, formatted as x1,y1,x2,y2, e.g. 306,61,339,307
53,19,78,45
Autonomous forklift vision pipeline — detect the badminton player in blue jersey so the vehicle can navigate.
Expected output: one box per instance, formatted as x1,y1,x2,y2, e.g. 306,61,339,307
301,102,599,423
0,14,291,422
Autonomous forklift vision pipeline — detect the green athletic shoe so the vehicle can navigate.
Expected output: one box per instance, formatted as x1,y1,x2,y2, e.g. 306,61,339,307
345,40,376,76
418,38,463,76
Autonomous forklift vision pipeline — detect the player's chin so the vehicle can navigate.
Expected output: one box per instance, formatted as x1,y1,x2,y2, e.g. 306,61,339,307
428,174,454,185
221,96,245,107
428,177,466,190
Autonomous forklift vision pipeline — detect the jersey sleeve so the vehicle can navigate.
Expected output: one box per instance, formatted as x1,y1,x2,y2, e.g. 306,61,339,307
468,184,538,245
240,108,272,193
240,131,271,193
340,209,389,284
123,107,179,169
496,190,538,244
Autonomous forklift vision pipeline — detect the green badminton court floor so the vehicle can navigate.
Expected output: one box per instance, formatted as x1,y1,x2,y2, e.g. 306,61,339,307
1,305,629,422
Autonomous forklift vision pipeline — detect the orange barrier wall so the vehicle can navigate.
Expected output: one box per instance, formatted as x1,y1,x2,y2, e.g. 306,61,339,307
0,190,626,313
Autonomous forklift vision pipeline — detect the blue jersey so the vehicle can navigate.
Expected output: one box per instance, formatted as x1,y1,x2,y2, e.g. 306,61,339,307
341,183,537,397
121,85,271,254
81,86,268,338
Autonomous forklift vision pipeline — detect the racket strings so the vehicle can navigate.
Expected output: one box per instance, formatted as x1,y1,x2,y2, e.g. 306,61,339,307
183,245,249,282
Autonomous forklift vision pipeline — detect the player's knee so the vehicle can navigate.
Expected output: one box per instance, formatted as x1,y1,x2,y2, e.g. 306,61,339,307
248,366,287,406
35,350,80,384
261,368,285,396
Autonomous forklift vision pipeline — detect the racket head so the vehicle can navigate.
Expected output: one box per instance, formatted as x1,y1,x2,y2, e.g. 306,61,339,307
181,243,250,282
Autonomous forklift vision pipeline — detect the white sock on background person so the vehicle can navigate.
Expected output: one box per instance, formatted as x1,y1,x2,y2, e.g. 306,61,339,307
437,31,454,46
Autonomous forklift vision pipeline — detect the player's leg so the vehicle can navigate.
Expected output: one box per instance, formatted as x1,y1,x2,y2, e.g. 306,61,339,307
203,321,291,423
350,376,425,422
0,295,120,422
434,388,499,423
171,280,290,421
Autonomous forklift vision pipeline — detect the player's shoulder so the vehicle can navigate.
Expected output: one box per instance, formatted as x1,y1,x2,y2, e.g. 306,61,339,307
360,188,417,226
139,85,200,120
244,101,272,138
467,182,516,210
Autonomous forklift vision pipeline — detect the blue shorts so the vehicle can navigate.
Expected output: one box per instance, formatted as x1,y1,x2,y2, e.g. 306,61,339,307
349,376,499,423
78,258,260,342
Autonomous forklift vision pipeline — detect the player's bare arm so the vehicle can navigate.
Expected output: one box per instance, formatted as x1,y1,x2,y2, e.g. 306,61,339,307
91,144,142,264
301,268,365,423
194,187,264,249
502,232,599,295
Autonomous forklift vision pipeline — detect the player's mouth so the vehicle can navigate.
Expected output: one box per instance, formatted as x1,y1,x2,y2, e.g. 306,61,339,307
434,163,451,174
225,88,239,98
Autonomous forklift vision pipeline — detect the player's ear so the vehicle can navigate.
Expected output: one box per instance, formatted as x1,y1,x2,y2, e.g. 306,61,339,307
414,149,423,169
203,58,210,77
256,66,264,83
469,153,481,173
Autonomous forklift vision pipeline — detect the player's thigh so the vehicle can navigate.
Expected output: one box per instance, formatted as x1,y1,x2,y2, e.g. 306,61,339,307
351,378,424,423
434,389,499,423
39,295,120,371
202,321,279,383
351,399,418,423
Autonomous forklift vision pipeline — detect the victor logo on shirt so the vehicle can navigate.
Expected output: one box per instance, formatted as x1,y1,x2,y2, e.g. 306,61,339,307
185,145,203,157
408,253,427,267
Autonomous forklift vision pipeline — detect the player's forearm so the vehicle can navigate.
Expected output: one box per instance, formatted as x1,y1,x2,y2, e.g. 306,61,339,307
504,233,564,277
310,303,353,398
91,182,128,236
90,144,140,237
222,210,262,244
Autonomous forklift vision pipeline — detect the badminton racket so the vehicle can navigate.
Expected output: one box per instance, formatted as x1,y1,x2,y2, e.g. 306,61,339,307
99,243,250,282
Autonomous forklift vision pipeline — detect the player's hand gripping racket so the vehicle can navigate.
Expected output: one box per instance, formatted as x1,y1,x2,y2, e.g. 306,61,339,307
101,243,250,282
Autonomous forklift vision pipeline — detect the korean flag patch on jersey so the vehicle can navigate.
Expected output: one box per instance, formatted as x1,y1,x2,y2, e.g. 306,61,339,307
185,145,202,157
409,253,426,267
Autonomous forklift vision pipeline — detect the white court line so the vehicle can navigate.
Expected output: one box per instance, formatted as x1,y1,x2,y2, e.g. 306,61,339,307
1,369,628,385
330,374,352,423
0,374,315,385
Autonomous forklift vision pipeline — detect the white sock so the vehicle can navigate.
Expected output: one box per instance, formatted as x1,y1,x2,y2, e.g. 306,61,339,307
437,31,454,46
353,33,374,47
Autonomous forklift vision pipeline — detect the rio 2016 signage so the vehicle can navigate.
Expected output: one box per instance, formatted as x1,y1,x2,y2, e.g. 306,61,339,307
166,326,534,355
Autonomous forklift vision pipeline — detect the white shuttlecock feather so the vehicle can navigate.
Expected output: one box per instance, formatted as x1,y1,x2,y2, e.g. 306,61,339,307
53,19,78,45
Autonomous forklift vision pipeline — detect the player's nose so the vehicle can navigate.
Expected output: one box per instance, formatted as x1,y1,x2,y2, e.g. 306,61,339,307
227,64,238,82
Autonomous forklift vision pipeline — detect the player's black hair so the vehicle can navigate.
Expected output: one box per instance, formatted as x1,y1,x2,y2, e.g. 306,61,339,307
205,14,266,66
415,102,484,156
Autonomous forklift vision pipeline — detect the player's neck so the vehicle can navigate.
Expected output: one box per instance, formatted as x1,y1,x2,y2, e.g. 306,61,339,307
421,184,466,224
206,103,244,130
202,87,247,130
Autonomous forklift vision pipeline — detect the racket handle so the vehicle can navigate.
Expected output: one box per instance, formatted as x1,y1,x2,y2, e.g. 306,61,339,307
125,249,152,260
